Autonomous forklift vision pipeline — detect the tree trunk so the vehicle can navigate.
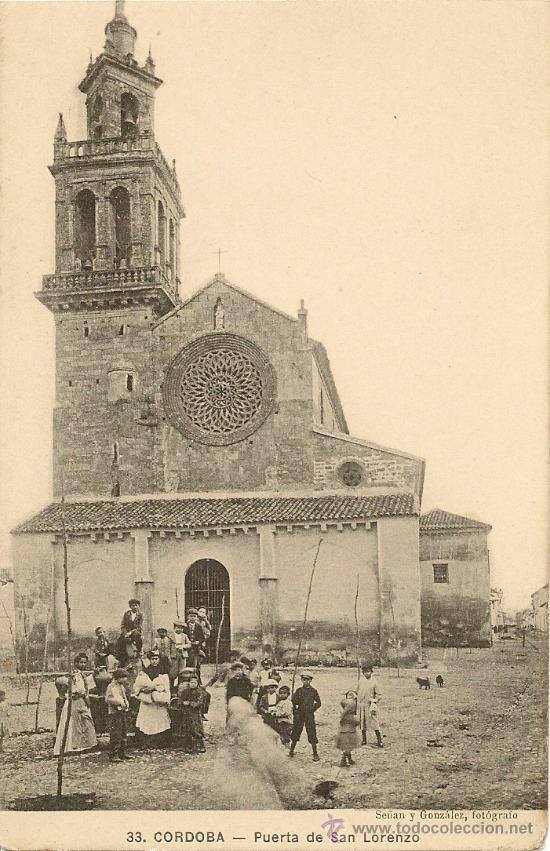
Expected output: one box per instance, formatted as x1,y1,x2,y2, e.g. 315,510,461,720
57,484,73,798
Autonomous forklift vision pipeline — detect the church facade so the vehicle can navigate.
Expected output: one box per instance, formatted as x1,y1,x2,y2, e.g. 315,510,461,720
11,3,490,668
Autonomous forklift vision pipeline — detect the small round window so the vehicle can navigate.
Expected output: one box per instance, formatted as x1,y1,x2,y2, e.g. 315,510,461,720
338,461,364,488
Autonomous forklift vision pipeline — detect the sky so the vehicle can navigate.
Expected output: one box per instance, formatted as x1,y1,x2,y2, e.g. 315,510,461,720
0,0,548,612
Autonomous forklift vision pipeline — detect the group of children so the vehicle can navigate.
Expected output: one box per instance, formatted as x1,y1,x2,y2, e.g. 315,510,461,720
210,655,384,766
104,663,210,760
4,591,387,768
95,600,212,683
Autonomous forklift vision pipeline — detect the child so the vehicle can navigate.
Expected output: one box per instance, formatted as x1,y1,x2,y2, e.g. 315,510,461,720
271,685,293,745
0,690,10,751
153,627,173,667
258,680,279,722
337,690,360,767
177,674,206,753
94,626,111,668
357,664,383,747
105,668,132,762
196,606,213,641
289,671,321,761
256,658,274,707
225,662,255,706
170,621,192,685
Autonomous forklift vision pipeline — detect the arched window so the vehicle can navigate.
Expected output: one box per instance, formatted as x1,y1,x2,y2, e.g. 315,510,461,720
92,94,103,139
111,186,131,267
120,92,139,138
169,219,176,277
157,200,166,265
75,189,96,268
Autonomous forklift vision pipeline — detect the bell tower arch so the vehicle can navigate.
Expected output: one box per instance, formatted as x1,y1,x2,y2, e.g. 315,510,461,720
38,0,184,314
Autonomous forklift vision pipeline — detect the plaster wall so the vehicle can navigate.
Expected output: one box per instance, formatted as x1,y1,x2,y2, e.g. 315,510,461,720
149,532,262,650
420,529,491,646
377,516,421,664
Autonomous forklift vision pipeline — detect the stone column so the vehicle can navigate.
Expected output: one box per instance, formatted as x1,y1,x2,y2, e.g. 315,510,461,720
131,530,154,651
95,185,111,270
130,179,142,267
376,516,421,667
258,525,278,657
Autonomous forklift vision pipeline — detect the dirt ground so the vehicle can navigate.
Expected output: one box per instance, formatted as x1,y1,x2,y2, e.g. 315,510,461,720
0,638,547,811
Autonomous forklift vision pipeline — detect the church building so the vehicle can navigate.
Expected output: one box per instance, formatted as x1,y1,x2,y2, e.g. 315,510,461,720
11,3,490,668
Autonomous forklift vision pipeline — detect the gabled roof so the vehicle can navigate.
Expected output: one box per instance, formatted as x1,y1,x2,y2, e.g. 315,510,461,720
420,508,491,533
153,274,301,330
153,274,349,432
12,492,417,535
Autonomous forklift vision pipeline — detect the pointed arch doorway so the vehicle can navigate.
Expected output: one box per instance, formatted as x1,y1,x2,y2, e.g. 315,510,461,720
184,559,231,663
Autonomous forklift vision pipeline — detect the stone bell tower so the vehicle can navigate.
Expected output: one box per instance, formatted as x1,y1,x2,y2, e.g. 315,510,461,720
36,0,184,500
37,0,184,312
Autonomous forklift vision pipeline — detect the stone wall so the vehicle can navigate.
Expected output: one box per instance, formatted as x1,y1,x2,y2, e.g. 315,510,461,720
313,430,423,496
420,528,492,647
53,307,163,498
155,280,316,492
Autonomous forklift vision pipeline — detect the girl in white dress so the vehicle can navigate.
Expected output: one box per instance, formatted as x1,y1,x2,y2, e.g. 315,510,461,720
53,654,97,755
133,650,171,747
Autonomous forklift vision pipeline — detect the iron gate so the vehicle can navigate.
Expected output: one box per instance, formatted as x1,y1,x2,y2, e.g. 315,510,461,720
184,559,231,663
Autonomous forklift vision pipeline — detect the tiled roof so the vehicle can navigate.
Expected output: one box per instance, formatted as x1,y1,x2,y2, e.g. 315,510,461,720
13,492,416,535
420,508,491,532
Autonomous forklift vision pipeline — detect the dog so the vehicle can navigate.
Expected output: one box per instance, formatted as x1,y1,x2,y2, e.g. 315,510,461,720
436,675,444,688
416,676,431,690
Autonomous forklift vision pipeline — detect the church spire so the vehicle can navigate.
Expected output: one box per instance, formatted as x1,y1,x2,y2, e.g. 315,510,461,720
104,0,137,57
54,112,67,143
114,0,127,21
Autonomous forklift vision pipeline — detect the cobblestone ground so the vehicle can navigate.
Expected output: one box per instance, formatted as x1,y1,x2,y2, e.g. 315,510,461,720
0,638,547,810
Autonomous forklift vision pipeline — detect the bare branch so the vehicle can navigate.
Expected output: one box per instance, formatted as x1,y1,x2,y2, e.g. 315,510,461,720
291,538,323,696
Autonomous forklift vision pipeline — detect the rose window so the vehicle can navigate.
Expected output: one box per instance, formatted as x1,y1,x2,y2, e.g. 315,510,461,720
162,333,276,446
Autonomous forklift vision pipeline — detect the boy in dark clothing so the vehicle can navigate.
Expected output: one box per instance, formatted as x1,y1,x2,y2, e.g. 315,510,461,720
105,668,132,762
176,674,206,753
225,663,254,704
184,609,207,679
290,671,321,761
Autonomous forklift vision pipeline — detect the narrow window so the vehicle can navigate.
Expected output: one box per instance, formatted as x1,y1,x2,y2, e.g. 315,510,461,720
214,297,225,329
120,92,139,138
433,564,449,584
75,189,96,268
119,324,125,336
84,325,89,338
91,93,103,139
319,387,324,425
157,200,166,265
111,187,131,267
126,374,134,392
111,442,121,498
68,380,73,387
96,378,100,385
